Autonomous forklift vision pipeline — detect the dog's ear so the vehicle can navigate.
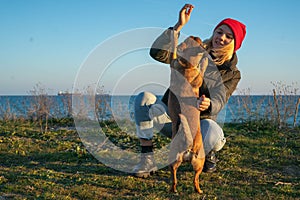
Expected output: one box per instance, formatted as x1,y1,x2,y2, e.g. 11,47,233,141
192,36,202,45
199,57,208,76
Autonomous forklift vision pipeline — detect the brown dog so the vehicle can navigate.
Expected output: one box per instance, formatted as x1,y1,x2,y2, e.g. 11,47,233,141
168,32,208,194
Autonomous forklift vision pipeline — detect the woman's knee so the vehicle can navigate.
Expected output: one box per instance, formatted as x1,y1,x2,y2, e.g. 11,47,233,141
135,91,157,107
134,91,157,124
201,119,223,137
200,119,226,154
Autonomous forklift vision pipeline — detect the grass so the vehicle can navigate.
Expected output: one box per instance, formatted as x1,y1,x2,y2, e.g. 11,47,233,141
0,119,299,200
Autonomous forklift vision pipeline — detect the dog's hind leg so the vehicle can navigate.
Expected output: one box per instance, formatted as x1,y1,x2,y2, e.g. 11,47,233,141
191,155,205,194
169,158,183,193
193,165,204,194
191,154,205,194
191,127,205,194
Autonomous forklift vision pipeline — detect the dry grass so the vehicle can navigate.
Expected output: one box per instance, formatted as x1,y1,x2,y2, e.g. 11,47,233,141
0,120,299,200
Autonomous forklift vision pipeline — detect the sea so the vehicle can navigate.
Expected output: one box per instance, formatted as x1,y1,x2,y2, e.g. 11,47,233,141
0,95,299,126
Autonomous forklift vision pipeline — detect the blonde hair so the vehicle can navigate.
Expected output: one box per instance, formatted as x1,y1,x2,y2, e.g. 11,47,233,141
203,37,235,66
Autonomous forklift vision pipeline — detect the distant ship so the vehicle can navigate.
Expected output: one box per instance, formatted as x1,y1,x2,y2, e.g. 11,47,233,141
57,91,110,97
57,91,81,96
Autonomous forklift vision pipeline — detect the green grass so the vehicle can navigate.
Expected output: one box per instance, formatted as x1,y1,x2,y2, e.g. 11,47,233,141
0,120,299,200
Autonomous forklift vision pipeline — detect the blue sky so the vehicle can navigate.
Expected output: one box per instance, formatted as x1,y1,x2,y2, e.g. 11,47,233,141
1,0,299,95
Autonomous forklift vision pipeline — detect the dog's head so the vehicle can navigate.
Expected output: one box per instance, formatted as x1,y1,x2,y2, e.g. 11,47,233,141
176,36,206,69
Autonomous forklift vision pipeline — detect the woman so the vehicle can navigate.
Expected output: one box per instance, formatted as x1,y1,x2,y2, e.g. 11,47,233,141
132,4,246,178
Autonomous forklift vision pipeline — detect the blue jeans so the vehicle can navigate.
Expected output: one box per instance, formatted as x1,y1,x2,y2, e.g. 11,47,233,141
134,91,226,155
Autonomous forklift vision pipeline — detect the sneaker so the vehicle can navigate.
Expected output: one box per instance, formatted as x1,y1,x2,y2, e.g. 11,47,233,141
132,153,158,178
203,150,218,173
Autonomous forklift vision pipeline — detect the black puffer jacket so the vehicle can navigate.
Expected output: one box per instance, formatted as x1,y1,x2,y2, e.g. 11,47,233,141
150,28,241,121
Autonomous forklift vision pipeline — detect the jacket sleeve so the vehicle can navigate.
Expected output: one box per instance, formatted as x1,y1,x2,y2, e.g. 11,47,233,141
149,28,179,64
206,75,227,116
223,70,241,102
209,69,241,116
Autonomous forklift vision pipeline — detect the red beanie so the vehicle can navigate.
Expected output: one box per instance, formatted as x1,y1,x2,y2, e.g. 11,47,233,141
214,18,246,52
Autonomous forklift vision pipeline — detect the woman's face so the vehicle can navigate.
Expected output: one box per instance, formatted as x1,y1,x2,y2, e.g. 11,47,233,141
212,25,234,49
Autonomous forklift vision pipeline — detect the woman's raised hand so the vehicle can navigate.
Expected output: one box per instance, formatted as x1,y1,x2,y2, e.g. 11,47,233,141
174,4,194,31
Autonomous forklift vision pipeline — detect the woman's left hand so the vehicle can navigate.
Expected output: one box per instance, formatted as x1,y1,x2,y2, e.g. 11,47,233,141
197,95,211,111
